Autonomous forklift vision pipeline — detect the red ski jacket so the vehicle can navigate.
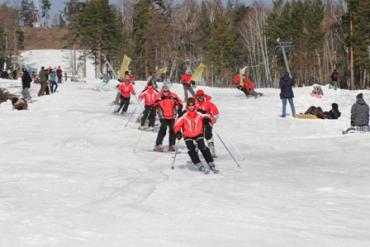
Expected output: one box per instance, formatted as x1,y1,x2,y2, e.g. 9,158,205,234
139,87,160,106
233,75,256,90
174,109,213,138
181,73,192,87
155,94,181,119
196,99,219,120
118,82,135,98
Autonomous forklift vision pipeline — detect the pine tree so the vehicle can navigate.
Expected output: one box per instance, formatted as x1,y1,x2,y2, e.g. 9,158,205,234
20,0,35,27
79,0,124,76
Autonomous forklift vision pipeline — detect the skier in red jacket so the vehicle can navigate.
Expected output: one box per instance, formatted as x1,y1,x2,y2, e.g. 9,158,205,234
233,74,263,98
174,97,218,173
138,81,161,130
153,85,183,152
115,76,136,114
195,89,219,157
181,73,195,100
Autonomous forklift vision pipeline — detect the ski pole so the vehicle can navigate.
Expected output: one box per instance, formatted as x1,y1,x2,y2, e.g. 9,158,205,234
215,132,241,168
171,139,179,170
124,103,139,127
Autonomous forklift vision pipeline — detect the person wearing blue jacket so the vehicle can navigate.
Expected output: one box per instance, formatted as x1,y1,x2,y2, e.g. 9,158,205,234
279,73,296,118
49,69,58,93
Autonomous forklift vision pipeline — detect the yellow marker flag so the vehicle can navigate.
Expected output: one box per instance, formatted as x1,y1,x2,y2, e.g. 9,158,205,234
239,66,247,86
156,67,168,77
119,55,132,77
191,63,206,82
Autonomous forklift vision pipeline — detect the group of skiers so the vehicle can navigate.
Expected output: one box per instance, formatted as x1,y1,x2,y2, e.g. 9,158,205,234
113,71,220,173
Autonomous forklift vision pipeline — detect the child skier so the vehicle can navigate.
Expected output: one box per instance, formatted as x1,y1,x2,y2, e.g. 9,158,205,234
174,97,218,173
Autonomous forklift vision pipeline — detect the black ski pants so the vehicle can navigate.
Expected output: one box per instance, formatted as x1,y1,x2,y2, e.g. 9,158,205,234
141,105,156,127
204,118,213,141
185,136,213,164
117,96,130,114
156,119,175,146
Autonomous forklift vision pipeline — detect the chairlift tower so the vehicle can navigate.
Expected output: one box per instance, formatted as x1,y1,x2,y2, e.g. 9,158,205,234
276,39,294,77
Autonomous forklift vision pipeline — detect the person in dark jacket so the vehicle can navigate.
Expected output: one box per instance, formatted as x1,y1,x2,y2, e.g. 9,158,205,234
38,66,49,96
279,73,296,117
343,94,369,134
323,103,341,119
11,97,28,110
351,93,369,127
303,103,341,119
330,69,339,90
21,68,32,101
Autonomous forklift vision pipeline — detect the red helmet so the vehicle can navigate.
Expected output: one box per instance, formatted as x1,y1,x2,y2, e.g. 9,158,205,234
195,89,204,96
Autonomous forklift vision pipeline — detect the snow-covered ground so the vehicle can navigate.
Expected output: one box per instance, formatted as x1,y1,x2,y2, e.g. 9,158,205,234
19,49,96,79
0,51,370,246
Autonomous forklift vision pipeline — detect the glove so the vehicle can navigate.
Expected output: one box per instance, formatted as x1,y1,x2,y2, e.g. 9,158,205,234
176,132,182,140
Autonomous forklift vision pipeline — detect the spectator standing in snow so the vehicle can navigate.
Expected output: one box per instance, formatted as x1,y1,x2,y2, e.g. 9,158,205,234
330,69,339,90
49,69,58,93
279,72,296,118
38,66,50,96
56,66,63,83
21,68,32,102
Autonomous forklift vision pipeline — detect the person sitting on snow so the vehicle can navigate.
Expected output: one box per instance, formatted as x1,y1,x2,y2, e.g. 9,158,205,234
343,94,369,134
11,97,28,110
233,73,263,98
311,85,323,97
303,103,341,119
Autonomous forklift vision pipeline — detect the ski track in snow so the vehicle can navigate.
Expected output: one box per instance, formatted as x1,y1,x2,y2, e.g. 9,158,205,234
1,50,370,246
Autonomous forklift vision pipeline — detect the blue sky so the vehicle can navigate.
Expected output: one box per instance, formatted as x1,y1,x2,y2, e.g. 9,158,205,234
1,0,268,18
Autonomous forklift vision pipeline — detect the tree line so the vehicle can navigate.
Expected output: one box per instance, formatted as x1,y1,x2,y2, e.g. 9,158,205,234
1,0,369,89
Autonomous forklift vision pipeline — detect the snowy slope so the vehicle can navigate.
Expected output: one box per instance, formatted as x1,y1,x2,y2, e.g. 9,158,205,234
19,49,96,79
1,53,370,246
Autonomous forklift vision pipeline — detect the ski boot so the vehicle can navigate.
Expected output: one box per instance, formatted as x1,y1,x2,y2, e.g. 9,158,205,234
168,145,176,152
194,162,210,174
138,125,147,130
153,144,164,152
207,162,219,174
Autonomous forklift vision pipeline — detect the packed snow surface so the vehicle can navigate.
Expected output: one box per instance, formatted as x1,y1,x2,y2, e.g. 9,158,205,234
1,51,370,246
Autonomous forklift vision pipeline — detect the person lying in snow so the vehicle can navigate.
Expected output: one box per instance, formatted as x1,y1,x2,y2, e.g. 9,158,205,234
295,103,341,119
233,74,263,98
11,97,28,110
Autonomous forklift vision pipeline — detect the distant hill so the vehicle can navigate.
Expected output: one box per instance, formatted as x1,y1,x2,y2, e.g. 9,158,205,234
22,27,74,50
